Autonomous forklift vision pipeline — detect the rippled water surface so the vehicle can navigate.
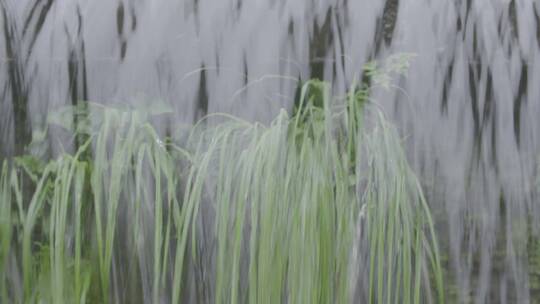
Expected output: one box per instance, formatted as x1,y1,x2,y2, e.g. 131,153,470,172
2,0,540,303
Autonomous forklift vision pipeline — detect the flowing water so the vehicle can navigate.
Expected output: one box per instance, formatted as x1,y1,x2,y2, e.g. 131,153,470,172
1,0,540,303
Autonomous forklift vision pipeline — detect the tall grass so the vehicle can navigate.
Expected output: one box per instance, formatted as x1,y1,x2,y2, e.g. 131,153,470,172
0,64,443,303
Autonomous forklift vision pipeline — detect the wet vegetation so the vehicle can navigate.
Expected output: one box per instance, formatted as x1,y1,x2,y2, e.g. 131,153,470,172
1,0,540,303
0,57,444,303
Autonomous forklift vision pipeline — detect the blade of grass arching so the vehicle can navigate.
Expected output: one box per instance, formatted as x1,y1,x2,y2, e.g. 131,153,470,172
334,149,355,304
396,189,411,304
293,81,312,129
91,112,110,302
239,123,281,304
285,129,307,304
373,164,389,304
0,162,11,300
11,168,25,225
415,178,444,303
152,143,163,304
50,135,91,303
294,137,320,304
73,161,86,303
150,140,177,303
104,117,131,297
344,96,365,304
215,129,237,304
56,139,93,304
333,149,354,297
320,83,343,303
374,121,392,302
171,168,196,304
228,131,256,304
136,123,177,296
252,122,275,304
384,112,442,304
399,187,413,304
307,149,322,304
22,163,56,301
390,158,409,304
308,121,329,303
50,157,72,304
366,177,377,304
171,137,214,304
217,122,251,302
368,111,444,304
251,146,268,304
382,122,405,304
316,165,335,303
384,178,399,304
307,127,326,302
269,117,291,303
363,119,398,303
160,149,177,288
131,142,152,302
413,220,423,304
247,145,261,304
8,168,24,303
79,268,92,304
252,121,286,304
100,112,138,302
393,245,402,304
382,116,410,304
133,143,148,253
185,150,211,302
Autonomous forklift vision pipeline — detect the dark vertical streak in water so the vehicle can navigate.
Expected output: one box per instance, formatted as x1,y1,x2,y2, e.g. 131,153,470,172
289,18,304,114
120,39,127,60
117,2,124,36
508,0,518,41
501,0,519,56
309,9,332,80
491,100,498,176
460,0,473,41
513,62,527,148
374,0,399,55
468,20,481,166
194,64,208,122
117,1,127,60
287,19,294,49
21,0,41,35
1,3,30,156
470,66,496,172
534,3,540,48
334,9,346,82
441,58,454,114
243,52,248,87
22,0,53,59
0,0,57,155
65,6,89,153
193,0,200,34
468,62,480,165
130,6,137,32
483,72,497,170
456,14,462,33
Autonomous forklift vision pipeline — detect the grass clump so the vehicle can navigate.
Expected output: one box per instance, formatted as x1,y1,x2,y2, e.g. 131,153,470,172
0,56,443,303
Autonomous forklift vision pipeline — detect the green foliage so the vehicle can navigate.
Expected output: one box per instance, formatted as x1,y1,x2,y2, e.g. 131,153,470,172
0,55,444,303
363,53,416,89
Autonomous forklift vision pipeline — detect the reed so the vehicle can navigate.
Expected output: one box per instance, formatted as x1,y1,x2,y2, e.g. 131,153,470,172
0,58,443,303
